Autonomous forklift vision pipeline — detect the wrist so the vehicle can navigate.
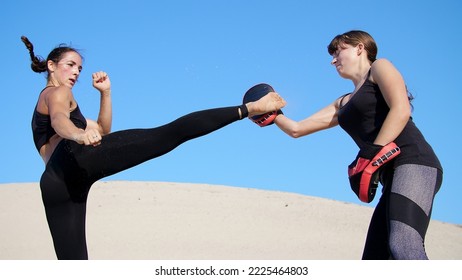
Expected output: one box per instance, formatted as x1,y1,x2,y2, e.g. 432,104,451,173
100,89,111,96
71,129,85,143
71,133,80,143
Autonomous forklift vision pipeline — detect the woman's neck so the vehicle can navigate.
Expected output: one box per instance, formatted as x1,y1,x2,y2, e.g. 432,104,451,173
351,66,371,95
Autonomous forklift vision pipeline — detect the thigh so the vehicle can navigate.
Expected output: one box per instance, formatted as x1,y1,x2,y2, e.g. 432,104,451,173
45,140,93,202
69,128,173,180
388,164,442,239
40,165,89,260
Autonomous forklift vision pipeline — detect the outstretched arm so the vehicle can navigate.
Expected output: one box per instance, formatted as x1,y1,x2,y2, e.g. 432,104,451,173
274,98,340,138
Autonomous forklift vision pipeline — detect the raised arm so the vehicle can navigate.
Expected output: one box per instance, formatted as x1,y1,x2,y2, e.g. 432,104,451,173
86,71,112,135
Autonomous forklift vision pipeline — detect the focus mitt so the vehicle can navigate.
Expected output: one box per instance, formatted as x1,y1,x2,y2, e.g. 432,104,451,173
348,142,401,203
243,83,283,127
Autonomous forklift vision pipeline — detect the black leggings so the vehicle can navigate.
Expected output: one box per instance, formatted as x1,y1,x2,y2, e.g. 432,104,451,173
40,106,244,259
362,164,443,259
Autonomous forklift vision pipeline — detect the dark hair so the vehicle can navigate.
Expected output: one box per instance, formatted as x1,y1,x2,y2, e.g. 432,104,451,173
327,30,414,105
327,30,377,63
21,36,82,78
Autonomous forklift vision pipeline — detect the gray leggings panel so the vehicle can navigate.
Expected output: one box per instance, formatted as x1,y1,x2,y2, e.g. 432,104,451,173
388,164,441,259
362,164,442,260
391,164,440,215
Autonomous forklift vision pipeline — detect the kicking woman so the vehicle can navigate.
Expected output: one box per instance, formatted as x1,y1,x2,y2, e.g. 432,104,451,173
273,30,442,259
21,36,286,260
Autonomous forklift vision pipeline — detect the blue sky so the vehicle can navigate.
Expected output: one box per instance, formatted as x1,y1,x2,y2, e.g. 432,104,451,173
2,0,461,225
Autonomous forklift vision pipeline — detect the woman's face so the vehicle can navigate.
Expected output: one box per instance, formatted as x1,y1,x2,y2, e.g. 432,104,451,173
330,43,358,79
48,51,82,88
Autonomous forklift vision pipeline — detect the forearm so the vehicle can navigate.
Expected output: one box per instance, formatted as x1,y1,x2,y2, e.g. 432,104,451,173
373,108,409,146
275,114,337,138
274,101,339,138
275,115,305,138
51,113,85,141
96,89,112,135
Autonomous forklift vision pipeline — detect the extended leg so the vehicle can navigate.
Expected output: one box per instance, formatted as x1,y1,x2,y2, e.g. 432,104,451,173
73,106,244,180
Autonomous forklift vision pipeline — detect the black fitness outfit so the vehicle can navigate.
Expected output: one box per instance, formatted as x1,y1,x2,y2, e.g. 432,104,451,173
337,72,443,259
33,88,248,260
32,104,87,152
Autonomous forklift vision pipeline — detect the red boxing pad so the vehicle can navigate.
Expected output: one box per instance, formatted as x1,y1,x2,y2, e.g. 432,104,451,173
348,142,401,203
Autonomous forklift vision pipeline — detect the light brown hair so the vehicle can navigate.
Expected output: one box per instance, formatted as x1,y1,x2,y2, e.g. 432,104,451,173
327,30,377,63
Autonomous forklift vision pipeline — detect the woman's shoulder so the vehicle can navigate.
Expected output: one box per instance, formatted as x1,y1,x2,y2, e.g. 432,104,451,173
38,86,76,114
43,86,73,102
370,58,400,83
45,85,72,95
371,58,394,70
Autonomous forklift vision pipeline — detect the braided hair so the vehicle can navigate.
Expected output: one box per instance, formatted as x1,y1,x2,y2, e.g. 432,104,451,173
21,36,82,78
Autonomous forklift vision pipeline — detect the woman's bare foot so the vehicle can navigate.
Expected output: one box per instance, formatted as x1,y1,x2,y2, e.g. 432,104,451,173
246,92,286,117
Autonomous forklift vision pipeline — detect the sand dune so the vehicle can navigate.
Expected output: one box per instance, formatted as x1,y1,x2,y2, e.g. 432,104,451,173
1,181,460,260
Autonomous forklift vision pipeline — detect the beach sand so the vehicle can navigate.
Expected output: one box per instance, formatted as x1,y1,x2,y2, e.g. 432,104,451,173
1,181,460,260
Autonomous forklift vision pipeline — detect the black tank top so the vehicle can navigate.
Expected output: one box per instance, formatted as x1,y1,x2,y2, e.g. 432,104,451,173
31,90,87,152
337,76,442,171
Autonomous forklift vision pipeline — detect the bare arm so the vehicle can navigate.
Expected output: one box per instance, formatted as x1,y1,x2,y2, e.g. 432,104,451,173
370,59,411,146
47,86,88,142
47,86,104,146
88,71,112,135
274,98,340,138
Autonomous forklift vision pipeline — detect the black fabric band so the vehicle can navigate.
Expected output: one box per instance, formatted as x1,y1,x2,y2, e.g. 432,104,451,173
239,105,249,119
388,192,430,239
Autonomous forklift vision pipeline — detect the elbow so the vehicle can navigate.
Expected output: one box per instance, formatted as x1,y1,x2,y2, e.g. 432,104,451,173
103,127,112,135
386,106,412,134
286,127,305,138
282,124,308,139
275,117,307,138
398,105,412,123
404,107,412,120
289,131,303,138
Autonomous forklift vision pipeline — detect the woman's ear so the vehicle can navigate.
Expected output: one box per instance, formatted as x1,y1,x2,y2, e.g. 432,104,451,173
357,43,365,56
47,60,56,73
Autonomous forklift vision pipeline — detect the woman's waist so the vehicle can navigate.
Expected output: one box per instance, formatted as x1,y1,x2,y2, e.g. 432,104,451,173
40,135,64,165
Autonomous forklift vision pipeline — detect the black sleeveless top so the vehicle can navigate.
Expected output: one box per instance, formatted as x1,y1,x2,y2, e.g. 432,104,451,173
31,89,87,152
337,77,442,171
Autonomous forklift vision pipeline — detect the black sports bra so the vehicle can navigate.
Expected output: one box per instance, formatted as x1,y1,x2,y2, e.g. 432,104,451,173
31,97,87,152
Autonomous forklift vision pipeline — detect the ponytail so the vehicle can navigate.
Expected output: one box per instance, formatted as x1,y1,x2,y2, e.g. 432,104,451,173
21,36,82,77
21,36,48,73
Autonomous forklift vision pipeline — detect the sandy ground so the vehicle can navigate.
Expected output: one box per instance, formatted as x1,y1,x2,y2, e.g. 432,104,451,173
1,181,460,260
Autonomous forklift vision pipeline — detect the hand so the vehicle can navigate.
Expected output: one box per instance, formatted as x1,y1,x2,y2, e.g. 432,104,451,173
348,142,401,203
92,71,111,94
73,128,102,146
